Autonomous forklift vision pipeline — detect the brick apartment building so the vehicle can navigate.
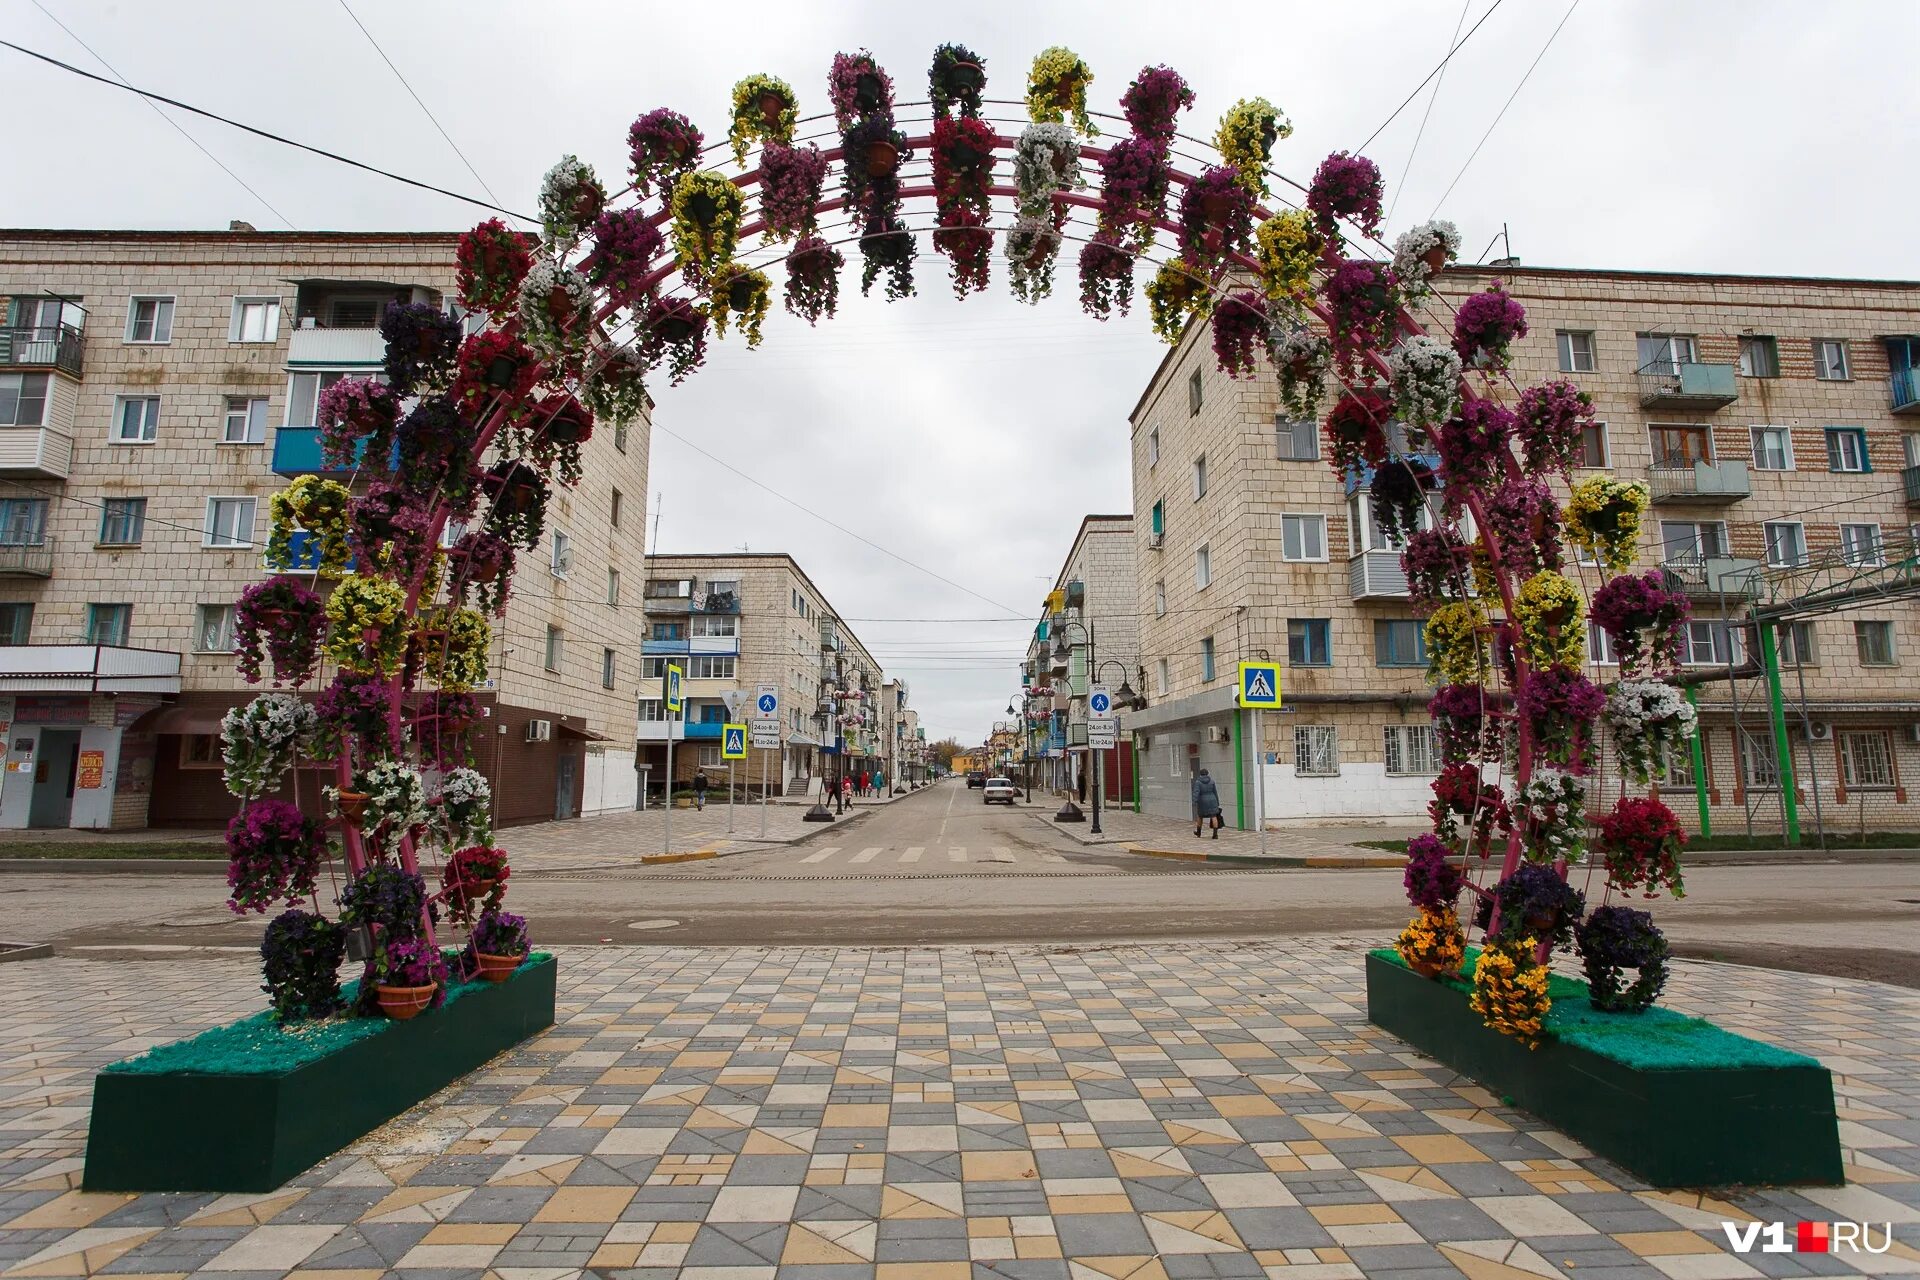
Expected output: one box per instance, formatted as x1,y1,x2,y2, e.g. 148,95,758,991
1021,514,1138,801
0,228,647,829
1124,263,1920,833
636,553,902,801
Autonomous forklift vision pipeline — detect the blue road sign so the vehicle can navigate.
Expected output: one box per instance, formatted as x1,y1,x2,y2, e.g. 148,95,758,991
722,724,748,760
1237,661,1282,709
665,663,684,714
1090,690,1111,715
756,692,777,716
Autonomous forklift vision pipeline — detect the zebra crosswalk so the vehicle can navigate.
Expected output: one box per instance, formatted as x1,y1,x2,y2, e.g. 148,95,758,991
793,845,1065,868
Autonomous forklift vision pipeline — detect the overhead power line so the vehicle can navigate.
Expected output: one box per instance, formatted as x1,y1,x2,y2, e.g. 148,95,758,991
1429,0,1583,218
1385,0,1474,227
0,38,535,223
1356,0,1507,153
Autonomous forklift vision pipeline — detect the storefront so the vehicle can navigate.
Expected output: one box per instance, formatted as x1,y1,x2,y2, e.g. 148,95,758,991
0,646,181,831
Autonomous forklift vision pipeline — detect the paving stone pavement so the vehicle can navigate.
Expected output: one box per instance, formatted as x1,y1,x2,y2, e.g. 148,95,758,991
1027,807,1421,864
3,940,1918,1279
509,792,907,870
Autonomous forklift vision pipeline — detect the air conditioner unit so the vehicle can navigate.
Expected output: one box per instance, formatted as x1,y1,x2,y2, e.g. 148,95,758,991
552,547,573,576
1147,532,1165,550
1807,722,1832,742
526,718,554,742
1207,725,1231,744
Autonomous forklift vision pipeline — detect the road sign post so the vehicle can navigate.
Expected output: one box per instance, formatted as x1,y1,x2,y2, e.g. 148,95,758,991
752,685,779,838
663,662,684,857
1236,663,1282,856
722,724,747,833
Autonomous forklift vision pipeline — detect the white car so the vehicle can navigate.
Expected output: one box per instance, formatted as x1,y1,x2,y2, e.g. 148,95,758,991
982,777,1018,805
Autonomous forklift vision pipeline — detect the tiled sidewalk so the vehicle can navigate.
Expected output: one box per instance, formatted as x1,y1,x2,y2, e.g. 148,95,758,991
3,941,1918,1279
1028,807,1421,865
509,795,899,870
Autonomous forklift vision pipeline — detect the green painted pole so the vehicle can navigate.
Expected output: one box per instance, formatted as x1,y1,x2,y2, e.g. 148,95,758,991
1757,619,1800,846
1233,708,1247,831
1684,685,1710,838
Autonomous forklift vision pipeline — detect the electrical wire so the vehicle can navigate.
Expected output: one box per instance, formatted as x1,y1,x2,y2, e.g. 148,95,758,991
1428,0,1583,218
1384,0,1474,228
1356,0,1507,154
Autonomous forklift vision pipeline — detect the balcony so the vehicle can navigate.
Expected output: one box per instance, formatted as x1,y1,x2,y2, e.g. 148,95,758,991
820,619,842,652
0,643,179,693
0,538,54,578
1905,465,1920,509
641,638,690,656
1636,361,1738,410
271,426,399,477
1647,460,1751,505
0,426,74,480
643,592,692,614
287,325,387,368
697,586,741,614
689,634,738,656
682,722,725,741
1660,556,1762,601
0,325,84,379
1349,549,1410,599
1892,369,1920,415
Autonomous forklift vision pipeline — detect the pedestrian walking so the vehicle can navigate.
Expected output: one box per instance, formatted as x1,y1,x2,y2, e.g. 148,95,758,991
1191,768,1222,839
841,774,853,805
859,770,870,797
874,768,886,795
692,769,710,811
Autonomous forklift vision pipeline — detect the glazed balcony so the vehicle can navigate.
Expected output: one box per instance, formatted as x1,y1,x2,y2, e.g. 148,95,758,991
270,427,398,477
0,427,74,480
1349,549,1410,599
0,537,53,578
1904,464,1920,509
1892,369,1920,415
1647,460,1751,505
1636,361,1738,410
1660,555,1762,601
0,324,84,379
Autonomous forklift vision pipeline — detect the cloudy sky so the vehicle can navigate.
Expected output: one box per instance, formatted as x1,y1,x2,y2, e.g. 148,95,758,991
7,0,1918,743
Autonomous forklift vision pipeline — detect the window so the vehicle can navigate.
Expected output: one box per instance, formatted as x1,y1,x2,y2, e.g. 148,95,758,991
606,568,621,606
1155,658,1169,695
641,656,668,681
1739,728,1779,790
1150,500,1164,537
1374,619,1428,667
1842,732,1895,789
1839,523,1883,567
1813,339,1851,381
1192,454,1207,500
0,499,48,545
1738,335,1779,378
1637,333,1697,373
1579,420,1609,468
1294,726,1339,776
1682,620,1744,666
0,372,49,426
86,603,131,646
1200,636,1215,682
1661,520,1728,563
1276,417,1318,461
1825,427,1869,473
1281,513,1327,561
1556,329,1596,373
195,604,237,652
638,698,666,722
285,370,351,427
692,614,737,637
1906,432,1920,469
203,497,256,548
1777,620,1816,666
602,647,617,690
688,655,736,680
99,498,146,547
1763,522,1807,568
1147,427,1159,466
222,396,269,445
651,621,685,641
698,745,725,768
1667,741,1695,788
1288,618,1331,666
610,488,623,528
0,602,33,644
1587,622,1616,665
179,735,220,768
544,626,564,671
1194,543,1212,589
229,297,280,343
1856,621,1896,666
551,529,572,576
1188,367,1203,415
113,395,160,443
1153,580,1166,618
1649,423,1711,468
125,296,174,343
1384,725,1441,776
1749,426,1793,471
614,421,629,453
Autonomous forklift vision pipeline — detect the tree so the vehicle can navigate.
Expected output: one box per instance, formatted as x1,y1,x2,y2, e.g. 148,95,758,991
929,738,963,770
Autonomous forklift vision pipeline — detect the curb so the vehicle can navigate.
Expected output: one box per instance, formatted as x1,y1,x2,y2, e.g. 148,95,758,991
1121,844,1407,869
0,858,225,875
639,847,719,865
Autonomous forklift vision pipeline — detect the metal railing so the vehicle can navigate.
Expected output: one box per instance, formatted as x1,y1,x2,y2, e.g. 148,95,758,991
1892,369,1920,414
0,325,84,378
1636,359,1737,407
0,536,54,577
1647,460,1751,503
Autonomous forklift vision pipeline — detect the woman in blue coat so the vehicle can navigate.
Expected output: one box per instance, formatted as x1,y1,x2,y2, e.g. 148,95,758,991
1191,768,1222,838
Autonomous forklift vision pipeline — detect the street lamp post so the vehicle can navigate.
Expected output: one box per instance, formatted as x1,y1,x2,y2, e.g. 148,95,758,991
1051,620,1144,837
1006,695,1033,802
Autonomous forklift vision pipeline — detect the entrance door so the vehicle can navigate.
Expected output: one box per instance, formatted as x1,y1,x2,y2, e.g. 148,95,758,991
0,727,40,829
29,729,79,828
555,752,578,820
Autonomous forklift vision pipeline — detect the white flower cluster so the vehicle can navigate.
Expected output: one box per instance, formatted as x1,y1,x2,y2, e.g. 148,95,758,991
1011,123,1085,218
538,154,600,243
1391,219,1462,298
1605,678,1698,782
359,759,430,837
517,259,593,359
1387,335,1462,434
438,766,493,847
1515,767,1587,861
1005,215,1063,305
1270,326,1331,421
222,693,318,799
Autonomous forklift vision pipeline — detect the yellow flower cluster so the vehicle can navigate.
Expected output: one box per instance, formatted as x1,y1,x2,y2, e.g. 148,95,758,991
1566,476,1649,573
414,606,491,693
1255,211,1318,305
1215,98,1292,196
267,476,351,578
1396,906,1465,977
1145,258,1212,345
1514,571,1586,672
1469,940,1552,1049
727,73,798,166
1424,600,1491,686
707,263,772,348
1026,47,1098,137
670,171,746,282
324,575,409,676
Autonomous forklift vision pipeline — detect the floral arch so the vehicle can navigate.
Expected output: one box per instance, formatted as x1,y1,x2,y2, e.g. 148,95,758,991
225,45,1691,1045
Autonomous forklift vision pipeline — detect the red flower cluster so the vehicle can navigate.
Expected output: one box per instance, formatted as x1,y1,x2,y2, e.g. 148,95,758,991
1597,795,1687,899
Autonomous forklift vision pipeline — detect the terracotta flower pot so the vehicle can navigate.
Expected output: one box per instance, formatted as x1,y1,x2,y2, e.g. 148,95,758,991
375,982,436,1020
335,790,369,822
949,61,986,94
864,140,899,178
475,951,523,983
1424,244,1449,275
458,876,496,903
758,91,785,127
1201,192,1235,222
1409,955,1452,979
485,354,521,389
1051,81,1075,109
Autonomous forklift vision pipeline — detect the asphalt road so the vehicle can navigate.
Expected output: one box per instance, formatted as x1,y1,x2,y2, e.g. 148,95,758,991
10,782,1920,985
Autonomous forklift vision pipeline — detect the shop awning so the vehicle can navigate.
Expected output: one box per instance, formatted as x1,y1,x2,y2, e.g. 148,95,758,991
556,721,609,741
134,705,227,735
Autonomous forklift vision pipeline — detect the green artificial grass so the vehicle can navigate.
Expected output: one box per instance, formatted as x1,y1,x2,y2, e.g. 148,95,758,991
1370,946,1818,1071
107,952,552,1077
1354,831,1920,855
0,842,225,860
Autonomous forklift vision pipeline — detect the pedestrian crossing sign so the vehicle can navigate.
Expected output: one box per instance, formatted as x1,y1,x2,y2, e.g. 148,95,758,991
1237,661,1281,708
722,724,748,760
664,663,684,714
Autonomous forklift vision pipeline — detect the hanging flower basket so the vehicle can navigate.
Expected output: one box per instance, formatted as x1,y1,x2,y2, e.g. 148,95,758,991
266,475,352,577
932,204,992,299
1006,214,1063,305
640,294,710,385
538,155,606,244
707,263,772,346
1177,167,1255,271
1323,390,1394,479
783,235,844,326
1144,256,1212,344
379,303,463,395
1596,796,1688,900
580,207,666,310
517,260,592,361
316,377,401,473
858,225,915,301
1210,290,1269,379
1306,150,1385,240
930,43,989,118
756,141,828,242
1323,258,1400,378
931,115,997,217
1452,282,1530,369
829,50,895,128
1390,219,1463,299
1120,64,1195,147
225,798,325,914
1575,905,1671,1013
455,218,535,316
1095,136,1171,250
234,576,325,686
1026,46,1098,137
670,170,746,283
1012,122,1084,219
1077,233,1135,321
628,107,704,200
1215,98,1292,195
727,73,798,164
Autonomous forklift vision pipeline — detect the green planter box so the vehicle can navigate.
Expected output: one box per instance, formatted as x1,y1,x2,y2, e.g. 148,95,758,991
1366,949,1842,1187
84,953,557,1192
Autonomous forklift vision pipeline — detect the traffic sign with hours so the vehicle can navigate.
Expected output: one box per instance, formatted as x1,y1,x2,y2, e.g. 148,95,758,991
751,722,781,748
1087,722,1117,749
722,724,748,760
1236,661,1281,709
1088,684,1114,720
754,684,779,720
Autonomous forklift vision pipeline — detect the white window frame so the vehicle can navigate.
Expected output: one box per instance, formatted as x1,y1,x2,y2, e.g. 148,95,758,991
124,295,175,344
1147,427,1160,466
1281,513,1328,563
1192,453,1207,500
689,655,737,680
545,626,564,672
692,613,738,637
1839,523,1883,567
1288,618,1331,667
551,529,572,577
1384,724,1441,777
203,496,257,549
638,698,666,723
1842,731,1896,789
1738,727,1780,790
0,372,50,427
1826,427,1869,473
607,567,621,606
1661,519,1728,564
1155,658,1169,696
229,296,281,343
1814,339,1851,381
1153,580,1166,618
602,647,617,690
1187,367,1203,415
99,497,146,547
1749,426,1794,471
1276,417,1318,461
86,603,132,647
1556,329,1596,374
1586,622,1617,665
222,396,270,445
195,604,237,653
1777,620,1816,667
1738,335,1779,378
1764,521,1807,568
112,395,160,444
1194,543,1212,590
1683,620,1745,667
1579,419,1609,469
1294,725,1339,777
1855,620,1896,666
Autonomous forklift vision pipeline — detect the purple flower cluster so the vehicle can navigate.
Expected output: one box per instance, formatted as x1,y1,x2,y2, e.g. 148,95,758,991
627,107,703,199
471,907,531,958
1451,283,1529,369
234,576,324,686
1209,291,1269,379
1121,65,1195,146
1404,833,1465,911
830,50,896,129
315,669,398,764
1077,233,1135,321
1402,527,1469,611
1435,399,1515,498
1307,151,1384,238
580,207,665,311
1429,683,1503,762
1322,258,1398,376
1489,863,1586,949
1096,136,1171,244
1482,478,1563,576
260,908,345,1021
379,935,447,989
1516,668,1607,772
1177,166,1255,269
317,378,401,471
1516,379,1597,474
379,302,463,395
340,863,427,939
1590,570,1691,675
756,142,829,242
641,294,709,386
226,799,324,915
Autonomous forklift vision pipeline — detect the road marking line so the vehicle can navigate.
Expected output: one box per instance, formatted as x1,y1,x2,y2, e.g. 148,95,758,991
850,846,882,864
1041,854,1066,863
986,846,1014,863
900,846,923,862
799,846,840,864
948,846,966,862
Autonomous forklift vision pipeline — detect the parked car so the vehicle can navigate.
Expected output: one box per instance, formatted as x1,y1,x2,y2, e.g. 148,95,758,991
966,770,987,789
982,777,1018,805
